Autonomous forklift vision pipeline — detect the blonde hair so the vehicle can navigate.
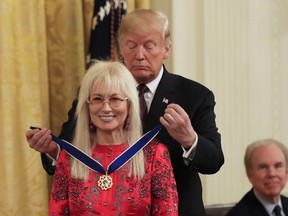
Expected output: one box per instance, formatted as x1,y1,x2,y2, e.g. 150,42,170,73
244,138,288,172
70,60,144,180
117,8,171,46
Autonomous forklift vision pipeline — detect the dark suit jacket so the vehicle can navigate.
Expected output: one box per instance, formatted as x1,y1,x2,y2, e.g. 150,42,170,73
226,189,288,216
42,66,224,216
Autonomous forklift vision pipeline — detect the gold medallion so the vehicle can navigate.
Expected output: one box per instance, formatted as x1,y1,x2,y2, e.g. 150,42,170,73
98,175,113,190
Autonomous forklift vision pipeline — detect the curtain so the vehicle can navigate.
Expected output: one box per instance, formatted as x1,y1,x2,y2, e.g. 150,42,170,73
126,0,150,12
0,0,85,215
0,1,50,215
0,0,149,215
46,1,86,135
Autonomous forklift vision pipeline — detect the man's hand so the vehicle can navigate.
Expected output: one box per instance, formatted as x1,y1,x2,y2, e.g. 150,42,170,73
25,128,58,159
160,104,196,149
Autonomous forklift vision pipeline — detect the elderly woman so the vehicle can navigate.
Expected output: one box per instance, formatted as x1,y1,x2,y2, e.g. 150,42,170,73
48,61,178,215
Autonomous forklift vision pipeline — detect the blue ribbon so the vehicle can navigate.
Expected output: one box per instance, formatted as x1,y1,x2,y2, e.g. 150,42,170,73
51,125,162,174
51,135,106,174
107,125,161,174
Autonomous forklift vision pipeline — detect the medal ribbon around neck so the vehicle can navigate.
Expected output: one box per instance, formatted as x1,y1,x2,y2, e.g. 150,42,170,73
31,125,162,189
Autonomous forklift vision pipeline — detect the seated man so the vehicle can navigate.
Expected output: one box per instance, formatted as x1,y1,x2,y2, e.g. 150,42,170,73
226,138,288,216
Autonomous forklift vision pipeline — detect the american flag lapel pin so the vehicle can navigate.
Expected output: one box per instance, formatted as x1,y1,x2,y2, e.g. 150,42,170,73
162,97,169,104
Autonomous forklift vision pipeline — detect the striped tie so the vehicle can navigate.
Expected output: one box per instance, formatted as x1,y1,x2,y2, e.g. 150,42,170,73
273,205,281,216
137,84,149,124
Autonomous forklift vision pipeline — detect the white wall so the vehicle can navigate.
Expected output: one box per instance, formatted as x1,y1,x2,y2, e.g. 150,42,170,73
151,0,288,205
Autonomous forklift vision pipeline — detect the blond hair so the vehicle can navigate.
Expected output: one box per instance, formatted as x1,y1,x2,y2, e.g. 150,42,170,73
117,9,171,46
244,138,288,172
70,60,144,180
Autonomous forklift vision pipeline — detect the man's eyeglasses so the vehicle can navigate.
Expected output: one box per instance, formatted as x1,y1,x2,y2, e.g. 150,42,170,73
87,96,129,108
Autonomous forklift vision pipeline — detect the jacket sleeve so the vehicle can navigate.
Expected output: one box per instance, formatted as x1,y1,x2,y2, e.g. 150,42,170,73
189,90,224,174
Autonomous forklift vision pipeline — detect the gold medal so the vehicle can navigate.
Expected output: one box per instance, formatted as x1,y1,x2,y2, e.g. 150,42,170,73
98,174,113,190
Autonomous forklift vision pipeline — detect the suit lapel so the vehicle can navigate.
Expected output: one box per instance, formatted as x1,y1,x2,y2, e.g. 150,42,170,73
247,189,270,216
142,67,176,133
281,195,288,215
147,68,176,126
149,68,176,112
249,191,288,216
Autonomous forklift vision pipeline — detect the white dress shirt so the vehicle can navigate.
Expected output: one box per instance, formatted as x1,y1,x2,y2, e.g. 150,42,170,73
140,66,198,165
254,189,286,216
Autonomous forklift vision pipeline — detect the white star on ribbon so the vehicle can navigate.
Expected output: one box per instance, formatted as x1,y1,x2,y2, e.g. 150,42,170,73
98,6,106,21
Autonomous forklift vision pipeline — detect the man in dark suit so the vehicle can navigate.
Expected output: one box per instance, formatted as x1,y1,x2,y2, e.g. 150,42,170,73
226,139,288,216
26,9,224,216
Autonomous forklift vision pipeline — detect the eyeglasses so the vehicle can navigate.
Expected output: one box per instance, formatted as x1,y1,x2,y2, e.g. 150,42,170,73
87,96,129,108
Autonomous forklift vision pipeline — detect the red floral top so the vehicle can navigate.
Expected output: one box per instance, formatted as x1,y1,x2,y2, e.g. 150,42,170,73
49,140,178,215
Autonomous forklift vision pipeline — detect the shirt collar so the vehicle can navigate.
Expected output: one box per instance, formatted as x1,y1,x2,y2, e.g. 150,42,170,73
145,66,163,94
253,189,283,215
